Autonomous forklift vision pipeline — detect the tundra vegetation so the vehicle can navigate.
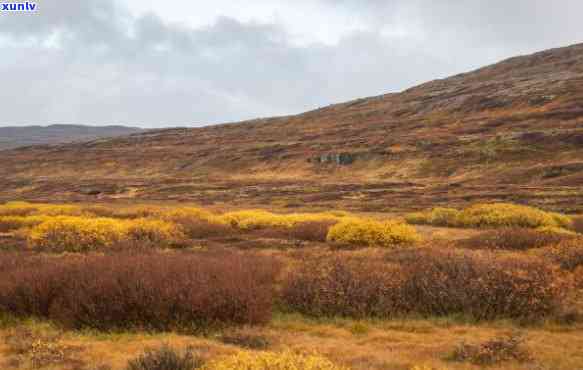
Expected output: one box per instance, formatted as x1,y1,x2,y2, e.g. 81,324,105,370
0,200,582,370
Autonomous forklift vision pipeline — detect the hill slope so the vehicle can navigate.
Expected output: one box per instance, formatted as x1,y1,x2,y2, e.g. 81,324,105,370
0,124,144,150
1,43,582,212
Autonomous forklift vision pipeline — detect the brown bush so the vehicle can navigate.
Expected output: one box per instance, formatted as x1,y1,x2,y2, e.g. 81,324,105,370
282,254,409,318
126,344,203,370
288,221,337,242
282,249,569,320
401,249,568,320
219,329,271,350
539,238,583,271
174,217,235,239
0,251,278,331
573,217,583,234
460,228,574,251
449,334,531,365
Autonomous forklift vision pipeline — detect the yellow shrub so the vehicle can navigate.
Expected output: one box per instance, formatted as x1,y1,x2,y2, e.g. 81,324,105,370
28,216,127,252
0,201,38,216
162,207,226,225
549,212,573,229
406,208,461,227
124,218,185,245
223,210,339,230
327,218,420,247
457,203,567,229
535,226,577,235
204,350,347,370
112,205,164,219
37,204,83,216
407,203,572,230
0,215,50,232
80,205,118,218
0,202,83,217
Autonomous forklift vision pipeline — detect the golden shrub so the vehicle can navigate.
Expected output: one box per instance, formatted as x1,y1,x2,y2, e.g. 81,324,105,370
161,207,233,239
549,212,574,229
0,215,50,232
35,204,83,216
536,226,577,235
406,208,460,227
80,205,118,218
407,203,572,229
27,216,127,252
124,218,185,245
162,207,226,225
204,350,347,370
0,202,84,217
112,205,164,219
327,218,420,247
457,203,568,228
223,210,339,231
0,201,39,216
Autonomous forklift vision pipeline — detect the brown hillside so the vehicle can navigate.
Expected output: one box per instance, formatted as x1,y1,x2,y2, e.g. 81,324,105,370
1,43,582,212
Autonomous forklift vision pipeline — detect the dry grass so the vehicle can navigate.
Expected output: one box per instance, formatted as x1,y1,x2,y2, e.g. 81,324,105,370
203,350,348,370
448,334,532,366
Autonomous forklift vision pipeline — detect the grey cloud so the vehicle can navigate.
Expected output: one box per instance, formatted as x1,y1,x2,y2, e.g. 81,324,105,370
0,0,582,127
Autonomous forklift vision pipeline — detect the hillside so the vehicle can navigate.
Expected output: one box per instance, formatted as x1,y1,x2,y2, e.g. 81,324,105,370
1,43,582,212
0,124,144,150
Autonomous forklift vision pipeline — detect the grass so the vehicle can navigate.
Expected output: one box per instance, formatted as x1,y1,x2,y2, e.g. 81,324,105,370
1,310,583,370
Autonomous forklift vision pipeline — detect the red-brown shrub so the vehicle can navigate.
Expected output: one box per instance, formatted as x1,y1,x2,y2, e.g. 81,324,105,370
288,221,337,242
282,255,408,317
539,238,583,271
460,228,574,251
400,249,568,320
176,218,236,239
0,251,278,331
573,217,583,234
282,249,569,320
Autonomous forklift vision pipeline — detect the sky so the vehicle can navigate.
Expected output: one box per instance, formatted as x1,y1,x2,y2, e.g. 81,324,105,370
0,0,582,128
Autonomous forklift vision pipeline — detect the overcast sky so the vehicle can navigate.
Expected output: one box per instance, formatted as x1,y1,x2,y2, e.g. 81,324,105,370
0,0,582,128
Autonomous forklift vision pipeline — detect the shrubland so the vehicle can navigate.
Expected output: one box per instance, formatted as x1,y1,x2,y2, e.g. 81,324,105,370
282,249,570,320
0,251,278,331
1,201,423,250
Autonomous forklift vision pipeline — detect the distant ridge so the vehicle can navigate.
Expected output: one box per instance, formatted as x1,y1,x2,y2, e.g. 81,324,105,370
0,124,144,150
0,43,582,212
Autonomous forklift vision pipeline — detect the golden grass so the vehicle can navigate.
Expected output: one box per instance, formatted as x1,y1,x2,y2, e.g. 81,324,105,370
3,313,580,370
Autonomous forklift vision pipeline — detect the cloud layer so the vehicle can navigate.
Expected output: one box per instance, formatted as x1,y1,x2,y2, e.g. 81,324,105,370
1,0,582,127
